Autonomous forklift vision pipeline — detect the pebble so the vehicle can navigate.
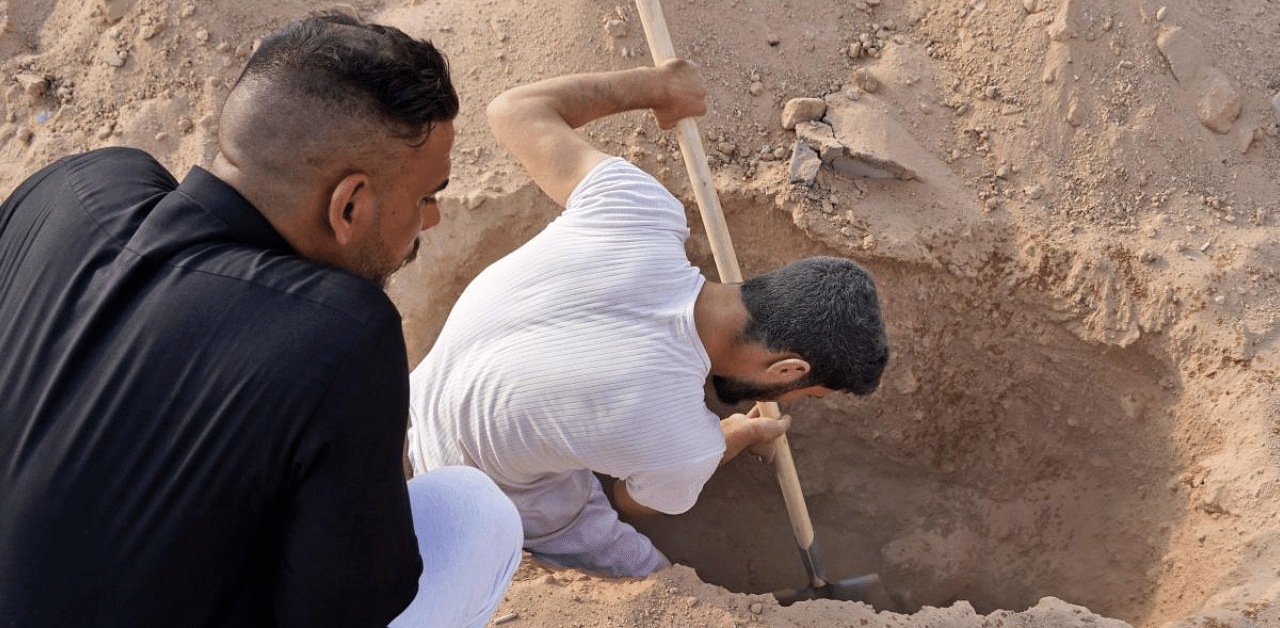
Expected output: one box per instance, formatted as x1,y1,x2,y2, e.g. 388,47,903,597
140,21,165,40
1156,6,1168,21
604,18,628,38
16,126,33,144
1197,67,1242,134
15,73,48,99
749,602,764,614
766,33,780,46
1271,92,1280,123
749,81,764,96
195,29,210,44
104,49,127,67
1066,100,1084,127
852,68,879,93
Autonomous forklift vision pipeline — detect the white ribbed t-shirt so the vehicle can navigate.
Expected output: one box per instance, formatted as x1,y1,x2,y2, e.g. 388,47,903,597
408,157,724,539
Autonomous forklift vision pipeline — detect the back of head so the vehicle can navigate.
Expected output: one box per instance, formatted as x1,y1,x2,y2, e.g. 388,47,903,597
237,13,458,142
219,14,458,189
740,256,889,395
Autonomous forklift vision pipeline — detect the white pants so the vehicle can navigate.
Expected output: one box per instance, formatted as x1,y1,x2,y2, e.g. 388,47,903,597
390,467,522,628
522,474,670,578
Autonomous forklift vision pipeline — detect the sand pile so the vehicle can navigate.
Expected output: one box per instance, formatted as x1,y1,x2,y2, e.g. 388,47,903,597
4,0,1279,626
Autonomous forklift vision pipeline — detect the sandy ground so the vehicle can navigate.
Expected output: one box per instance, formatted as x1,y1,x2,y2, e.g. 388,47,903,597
4,0,1280,626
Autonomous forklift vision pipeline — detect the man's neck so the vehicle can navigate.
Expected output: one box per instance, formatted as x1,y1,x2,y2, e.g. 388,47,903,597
693,281,748,374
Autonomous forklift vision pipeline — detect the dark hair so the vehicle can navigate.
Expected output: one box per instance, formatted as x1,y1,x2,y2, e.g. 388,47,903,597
740,256,889,395
236,13,458,142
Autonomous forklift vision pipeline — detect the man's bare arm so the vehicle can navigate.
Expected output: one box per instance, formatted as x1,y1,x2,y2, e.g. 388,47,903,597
612,479,661,517
486,59,707,207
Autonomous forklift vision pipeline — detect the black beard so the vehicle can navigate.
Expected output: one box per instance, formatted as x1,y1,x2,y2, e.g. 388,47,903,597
712,375,803,406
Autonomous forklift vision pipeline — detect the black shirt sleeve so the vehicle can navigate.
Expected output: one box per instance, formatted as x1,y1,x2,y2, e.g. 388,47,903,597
272,309,422,628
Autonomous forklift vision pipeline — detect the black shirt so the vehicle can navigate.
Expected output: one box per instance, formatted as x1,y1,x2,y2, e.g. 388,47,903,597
0,147,421,627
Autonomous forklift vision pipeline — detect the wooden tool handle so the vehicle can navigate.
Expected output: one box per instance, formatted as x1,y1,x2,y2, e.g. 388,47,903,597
633,0,742,284
757,402,817,550
633,0,815,565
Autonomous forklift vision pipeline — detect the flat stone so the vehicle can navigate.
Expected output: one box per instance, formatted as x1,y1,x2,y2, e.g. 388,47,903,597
795,98,921,181
788,140,821,186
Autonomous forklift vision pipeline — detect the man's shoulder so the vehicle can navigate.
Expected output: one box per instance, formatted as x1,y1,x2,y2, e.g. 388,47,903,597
63,146,176,183
185,248,399,330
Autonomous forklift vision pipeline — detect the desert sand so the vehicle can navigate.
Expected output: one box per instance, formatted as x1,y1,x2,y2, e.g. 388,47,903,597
3,0,1279,626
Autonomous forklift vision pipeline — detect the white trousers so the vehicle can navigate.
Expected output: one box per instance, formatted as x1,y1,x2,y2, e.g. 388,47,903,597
390,467,523,628
522,474,670,578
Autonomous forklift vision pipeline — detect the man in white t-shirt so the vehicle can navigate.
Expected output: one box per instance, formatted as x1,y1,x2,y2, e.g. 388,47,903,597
408,60,889,577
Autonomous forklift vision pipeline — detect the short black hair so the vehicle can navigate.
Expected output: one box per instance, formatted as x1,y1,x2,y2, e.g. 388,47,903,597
740,256,889,395
236,13,458,142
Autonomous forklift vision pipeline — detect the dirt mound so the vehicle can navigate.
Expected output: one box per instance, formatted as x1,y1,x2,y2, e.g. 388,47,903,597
4,0,1279,626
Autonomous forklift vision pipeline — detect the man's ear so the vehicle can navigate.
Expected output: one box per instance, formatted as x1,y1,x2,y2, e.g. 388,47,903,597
327,173,372,247
765,358,810,383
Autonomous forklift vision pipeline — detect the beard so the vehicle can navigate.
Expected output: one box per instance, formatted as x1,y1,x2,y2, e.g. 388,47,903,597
350,234,418,289
711,375,809,406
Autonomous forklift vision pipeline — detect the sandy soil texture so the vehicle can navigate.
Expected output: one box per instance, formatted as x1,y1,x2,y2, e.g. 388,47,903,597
4,0,1280,626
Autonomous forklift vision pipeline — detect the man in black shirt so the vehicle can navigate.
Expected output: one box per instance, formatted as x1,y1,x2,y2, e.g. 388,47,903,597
0,15,521,628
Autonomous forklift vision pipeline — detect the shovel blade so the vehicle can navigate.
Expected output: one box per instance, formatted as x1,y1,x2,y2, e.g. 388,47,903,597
772,573,888,607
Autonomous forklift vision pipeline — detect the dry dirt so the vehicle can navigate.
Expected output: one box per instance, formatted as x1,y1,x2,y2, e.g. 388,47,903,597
4,0,1280,627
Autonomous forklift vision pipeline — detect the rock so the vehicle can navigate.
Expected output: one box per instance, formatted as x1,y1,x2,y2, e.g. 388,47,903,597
15,73,48,99
852,68,879,93
604,18,628,39
103,49,127,67
1196,66,1241,134
788,140,822,186
1271,92,1280,123
100,0,129,24
1156,27,1206,84
796,101,921,180
1066,98,1085,127
1046,0,1079,42
748,81,764,97
780,97,827,130
140,20,165,40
